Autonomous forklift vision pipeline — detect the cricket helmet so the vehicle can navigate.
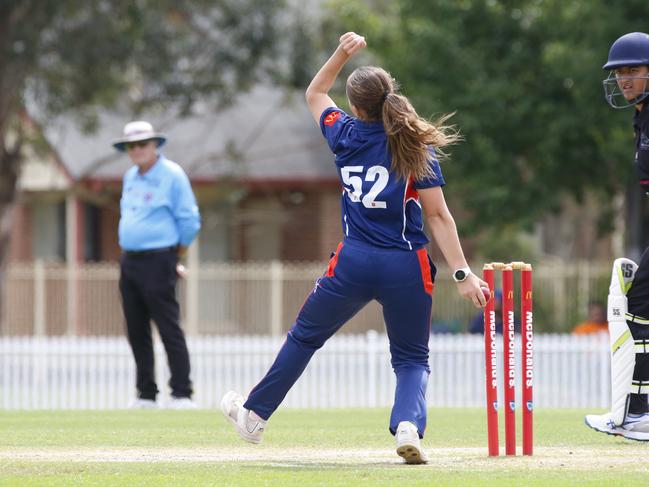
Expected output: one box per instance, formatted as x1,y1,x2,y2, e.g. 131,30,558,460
602,32,649,108
603,32,649,70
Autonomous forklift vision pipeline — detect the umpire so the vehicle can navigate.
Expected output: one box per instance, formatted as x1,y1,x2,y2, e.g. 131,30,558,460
113,120,201,409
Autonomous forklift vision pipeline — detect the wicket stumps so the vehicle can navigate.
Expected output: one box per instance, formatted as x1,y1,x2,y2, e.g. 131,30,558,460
483,262,533,456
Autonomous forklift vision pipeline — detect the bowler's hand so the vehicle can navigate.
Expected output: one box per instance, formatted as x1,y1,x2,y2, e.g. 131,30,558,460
457,274,489,309
339,32,366,57
176,263,187,279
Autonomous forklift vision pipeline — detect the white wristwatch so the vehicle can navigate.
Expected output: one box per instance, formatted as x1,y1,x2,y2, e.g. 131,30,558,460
452,267,472,282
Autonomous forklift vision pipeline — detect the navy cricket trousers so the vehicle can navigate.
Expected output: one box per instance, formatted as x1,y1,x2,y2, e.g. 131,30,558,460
244,238,436,437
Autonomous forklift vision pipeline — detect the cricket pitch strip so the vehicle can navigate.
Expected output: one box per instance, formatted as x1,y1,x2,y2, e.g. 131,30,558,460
1,446,647,470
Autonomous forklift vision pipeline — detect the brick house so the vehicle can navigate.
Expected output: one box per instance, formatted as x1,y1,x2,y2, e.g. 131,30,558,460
5,88,622,336
10,84,619,268
11,86,345,265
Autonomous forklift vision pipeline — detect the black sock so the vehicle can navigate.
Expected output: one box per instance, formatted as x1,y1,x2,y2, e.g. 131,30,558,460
628,393,648,414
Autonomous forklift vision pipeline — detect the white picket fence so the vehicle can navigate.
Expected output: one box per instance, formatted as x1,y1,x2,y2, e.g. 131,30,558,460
0,333,610,410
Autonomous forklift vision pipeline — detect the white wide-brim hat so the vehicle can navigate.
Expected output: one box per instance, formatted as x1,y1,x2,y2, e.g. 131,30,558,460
112,120,167,152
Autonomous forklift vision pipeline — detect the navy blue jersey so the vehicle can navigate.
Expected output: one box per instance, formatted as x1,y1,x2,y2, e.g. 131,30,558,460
320,107,445,250
633,104,649,195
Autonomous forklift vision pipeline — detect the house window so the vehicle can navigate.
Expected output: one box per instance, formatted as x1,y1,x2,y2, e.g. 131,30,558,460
198,206,231,262
240,198,282,261
31,201,66,261
84,203,101,262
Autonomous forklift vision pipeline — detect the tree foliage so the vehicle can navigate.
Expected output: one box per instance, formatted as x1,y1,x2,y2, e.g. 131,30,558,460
6,1,285,124
0,0,287,276
329,0,649,237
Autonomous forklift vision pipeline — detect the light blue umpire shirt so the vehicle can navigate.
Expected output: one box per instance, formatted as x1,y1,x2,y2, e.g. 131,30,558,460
119,154,201,251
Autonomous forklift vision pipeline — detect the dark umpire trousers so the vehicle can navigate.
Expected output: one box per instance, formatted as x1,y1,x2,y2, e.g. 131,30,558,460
119,248,193,400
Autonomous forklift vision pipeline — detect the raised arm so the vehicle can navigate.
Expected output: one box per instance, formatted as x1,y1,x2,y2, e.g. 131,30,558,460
305,32,366,124
172,170,201,248
418,186,487,309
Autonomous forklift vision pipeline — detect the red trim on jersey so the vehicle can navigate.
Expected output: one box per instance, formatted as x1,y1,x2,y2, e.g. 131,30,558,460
324,111,342,126
416,248,434,295
404,177,419,203
326,242,344,277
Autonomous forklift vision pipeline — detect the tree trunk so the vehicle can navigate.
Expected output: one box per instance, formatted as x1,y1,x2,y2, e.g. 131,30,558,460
0,145,20,326
0,4,26,328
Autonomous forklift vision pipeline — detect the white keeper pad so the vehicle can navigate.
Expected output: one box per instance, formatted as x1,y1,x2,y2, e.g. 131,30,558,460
608,257,638,426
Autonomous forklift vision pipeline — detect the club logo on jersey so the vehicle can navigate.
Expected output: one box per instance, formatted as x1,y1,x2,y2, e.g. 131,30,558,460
324,111,342,126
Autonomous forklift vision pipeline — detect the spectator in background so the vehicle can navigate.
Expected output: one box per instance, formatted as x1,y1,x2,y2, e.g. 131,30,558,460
572,301,607,335
468,290,520,334
113,120,201,409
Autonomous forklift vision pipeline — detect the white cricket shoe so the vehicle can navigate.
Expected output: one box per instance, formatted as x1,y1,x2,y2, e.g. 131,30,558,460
129,398,158,409
395,421,428,464
167,397,198,410
585,412,649,441
221,391,267,444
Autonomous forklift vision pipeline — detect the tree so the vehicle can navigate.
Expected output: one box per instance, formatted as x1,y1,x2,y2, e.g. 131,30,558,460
330,0,649,253
0,0,286,288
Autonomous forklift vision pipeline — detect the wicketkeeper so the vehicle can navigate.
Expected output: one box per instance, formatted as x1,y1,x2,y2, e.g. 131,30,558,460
585,32,649,441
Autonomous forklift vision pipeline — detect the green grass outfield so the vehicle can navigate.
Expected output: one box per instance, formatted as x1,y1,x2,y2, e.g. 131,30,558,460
0,408,647,486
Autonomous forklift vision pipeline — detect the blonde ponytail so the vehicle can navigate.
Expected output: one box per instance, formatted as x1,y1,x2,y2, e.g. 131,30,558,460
382,95,460,181
346,66,461,182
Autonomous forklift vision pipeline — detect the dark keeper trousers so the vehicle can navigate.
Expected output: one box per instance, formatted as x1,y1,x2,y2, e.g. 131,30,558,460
119,250,193,400
628,246,649,413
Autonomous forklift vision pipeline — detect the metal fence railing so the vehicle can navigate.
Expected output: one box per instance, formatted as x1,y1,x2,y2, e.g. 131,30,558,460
1,260,612,336
0,333,610,410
